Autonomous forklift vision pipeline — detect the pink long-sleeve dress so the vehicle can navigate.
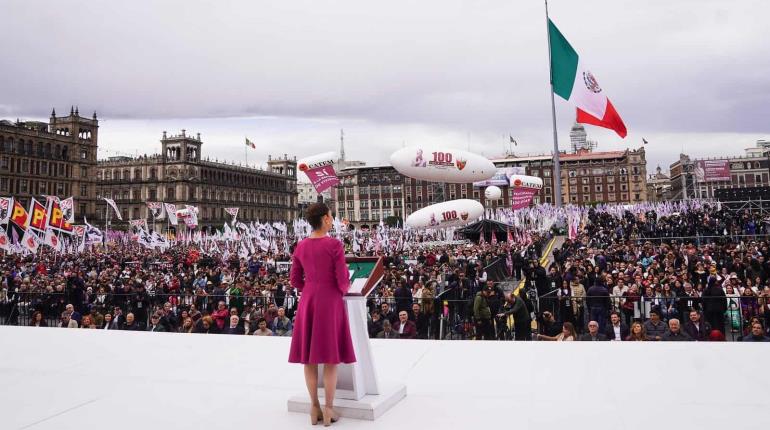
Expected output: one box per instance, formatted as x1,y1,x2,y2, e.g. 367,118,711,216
288,236,356,364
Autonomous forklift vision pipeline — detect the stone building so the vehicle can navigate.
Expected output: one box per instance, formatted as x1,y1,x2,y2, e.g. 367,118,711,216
0,107,99,217
669,140,770,200
334,165,405,226
335,146,648,225
95,130,297,228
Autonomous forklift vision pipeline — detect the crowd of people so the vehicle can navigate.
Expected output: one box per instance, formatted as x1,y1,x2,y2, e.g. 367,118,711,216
531,203,770,341
2,200,770,342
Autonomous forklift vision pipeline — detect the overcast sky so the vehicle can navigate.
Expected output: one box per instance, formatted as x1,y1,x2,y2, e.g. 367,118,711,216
1,0,768,176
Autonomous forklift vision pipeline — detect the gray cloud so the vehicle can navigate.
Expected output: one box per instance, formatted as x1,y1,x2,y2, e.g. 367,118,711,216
1,0,768,171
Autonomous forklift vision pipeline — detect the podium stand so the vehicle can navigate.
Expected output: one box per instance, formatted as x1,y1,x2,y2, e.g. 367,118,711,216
287,256,407,420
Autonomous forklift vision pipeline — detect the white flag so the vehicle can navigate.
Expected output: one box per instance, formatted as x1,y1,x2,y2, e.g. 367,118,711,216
44,228,62,251
103,198,122,220
21,229,41,254
164,203,178,226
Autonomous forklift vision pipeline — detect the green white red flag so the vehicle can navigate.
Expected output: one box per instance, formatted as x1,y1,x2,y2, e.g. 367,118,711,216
549,19,627,138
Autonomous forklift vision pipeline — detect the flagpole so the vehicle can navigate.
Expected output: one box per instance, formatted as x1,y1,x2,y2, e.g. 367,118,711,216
545,0,563,207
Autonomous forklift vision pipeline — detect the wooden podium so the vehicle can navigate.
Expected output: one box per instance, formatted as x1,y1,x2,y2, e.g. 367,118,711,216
287,256,407,420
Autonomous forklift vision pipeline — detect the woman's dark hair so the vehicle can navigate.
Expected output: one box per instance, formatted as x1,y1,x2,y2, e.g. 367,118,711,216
306,202,330,230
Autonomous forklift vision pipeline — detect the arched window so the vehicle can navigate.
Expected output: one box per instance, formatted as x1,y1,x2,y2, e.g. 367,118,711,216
123,169,130,180
134,168,142,180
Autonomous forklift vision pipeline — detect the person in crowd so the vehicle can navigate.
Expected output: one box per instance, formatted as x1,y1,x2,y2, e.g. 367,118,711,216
223,315,244,335
101,313,116,330
540,311,562,338
121,312,141,331
742,321,770,342
253,317,273,336
498,292,532,341
643,308,667,341
473,284,494,340
537,322,576,341
195,315,218,334
626,321,648,341
702,277,726,331
80,315,95,329
210,301,229,332
271,307,293,336
111,307,125,330
377,320,398,339
29,311,47,327
569,278,586,331
179,317,195,334
661,319,693,341
579,321,608,341
684,310,712,341
380,302,398,326
59,311,78,328
586,282,610,332
368,309,384,338
604,311,629,341
147,313,166,332
393,310,417,339
409,303,429,339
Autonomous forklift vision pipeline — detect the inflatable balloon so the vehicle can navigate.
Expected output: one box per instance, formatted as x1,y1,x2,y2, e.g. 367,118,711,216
405,199,484,229
509,175,543,190
297,151,336,172
390,146,496,183
484,185,502,200
297,151,340,193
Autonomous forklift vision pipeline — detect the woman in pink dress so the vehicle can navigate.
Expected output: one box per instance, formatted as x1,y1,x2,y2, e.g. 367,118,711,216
289,203,356,426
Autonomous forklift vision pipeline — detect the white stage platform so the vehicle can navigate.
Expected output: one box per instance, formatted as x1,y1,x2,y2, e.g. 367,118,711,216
1,326,767,430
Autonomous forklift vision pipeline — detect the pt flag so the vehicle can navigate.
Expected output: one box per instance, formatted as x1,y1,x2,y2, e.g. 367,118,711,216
549,19,627,138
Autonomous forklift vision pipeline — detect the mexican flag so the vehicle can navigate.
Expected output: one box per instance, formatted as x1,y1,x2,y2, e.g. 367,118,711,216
549,19,627,138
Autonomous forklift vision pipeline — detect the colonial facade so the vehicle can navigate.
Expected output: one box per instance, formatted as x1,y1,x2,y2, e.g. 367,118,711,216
334,165,405,225
334,146,648,225
95,130,297,228
669,140,770,200
0,107,99,218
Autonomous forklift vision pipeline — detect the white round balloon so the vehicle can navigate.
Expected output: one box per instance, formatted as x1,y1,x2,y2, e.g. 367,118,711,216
484,185,502,200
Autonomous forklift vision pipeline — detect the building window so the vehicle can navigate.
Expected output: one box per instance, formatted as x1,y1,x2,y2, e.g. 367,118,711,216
80,149,88,159
608,185,615,192
0,178,7,192
167,187,175,200
582,194,590,202
544,170,551,177
582,186,589,193
81,167,88,178
20,179,28,193
595,185,602,192
1,157,8,170
79,204,86,216
80,185,88,197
